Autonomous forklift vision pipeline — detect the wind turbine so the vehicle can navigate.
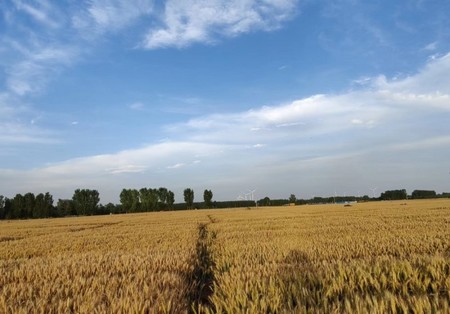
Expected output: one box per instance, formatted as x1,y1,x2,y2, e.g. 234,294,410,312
248,189,256,201
246,189,257,206
370,187,378,198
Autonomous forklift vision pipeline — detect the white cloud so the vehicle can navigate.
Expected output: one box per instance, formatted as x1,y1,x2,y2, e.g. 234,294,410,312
351,119,363,125
167,163,185,169
424,41,438,51
0,141,229,199
0,4,80,144
107,165,148,174
13,0,62,28
143,0,298,49
73,0,153,35
129,102,145,110
0,122,60,144
6,44,79,96
387,135,450,152
0,93,59,144
375,53,450,94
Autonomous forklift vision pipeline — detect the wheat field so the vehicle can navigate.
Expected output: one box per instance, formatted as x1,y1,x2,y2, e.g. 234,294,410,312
1,199,449,313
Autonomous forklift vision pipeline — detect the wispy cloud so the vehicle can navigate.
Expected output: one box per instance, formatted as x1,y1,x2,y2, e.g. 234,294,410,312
12,0,63,28
167,162,185,169
129,102,146,110
0,121,60,145
424,41,438,51
0,93,60,144
143,0,298,49
6,46,77,96
107,165,148,174
72,0,153,35
0,40,78,143
0,141,229,200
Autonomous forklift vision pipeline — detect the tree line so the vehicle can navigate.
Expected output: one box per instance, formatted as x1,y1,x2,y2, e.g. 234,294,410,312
0,187,216,220
257,189,449,206
0,187,448,220
0,189,103,219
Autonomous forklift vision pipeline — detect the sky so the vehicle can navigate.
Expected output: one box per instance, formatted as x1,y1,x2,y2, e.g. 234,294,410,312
1,0,450,204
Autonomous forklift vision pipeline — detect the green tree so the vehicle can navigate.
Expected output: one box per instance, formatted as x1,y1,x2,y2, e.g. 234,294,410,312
56,199,75,217
139,188,158,212
0,195,5,219
120,189,140,212
184,188,194,209
289,194,297,204
260,197,271,206
411,190,437,199
167,191,175,210
44,192,54,216
4,198,12,219
34,192,53,218
104,203,117,214
157,187,169,210
380,189,407,200
72,189,100,216
34,194,45,218
12,194,25,219
203,189,213,208
23,192,35,218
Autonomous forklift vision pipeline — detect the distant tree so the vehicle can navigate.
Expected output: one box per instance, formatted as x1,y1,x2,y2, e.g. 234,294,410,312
128,189,141,212
3,198,12,219
34,192,53,218
139,188,158,212
23,192,36,218
184,188,194,209
56,199,75,217
167,191,175,210
0,195,5,219
95,203,110,215
44,192,54,216
119,189,129,211
411,190,437,199
120,189,140,212
260,197,271,206
34,194,44,218
12,194,26,219
203,189,213,208
72,189,100,216
380,189,407,200
289,194,297,204
158,187,169,210
104,203,117,214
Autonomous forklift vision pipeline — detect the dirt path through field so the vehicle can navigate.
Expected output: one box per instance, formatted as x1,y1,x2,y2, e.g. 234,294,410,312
187,218,217,313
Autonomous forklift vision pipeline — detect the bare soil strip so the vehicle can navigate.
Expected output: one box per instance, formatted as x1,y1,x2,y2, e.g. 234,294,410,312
188,222,216,313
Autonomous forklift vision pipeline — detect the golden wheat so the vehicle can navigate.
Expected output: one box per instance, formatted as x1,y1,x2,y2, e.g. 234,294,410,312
206,199,450,313
0,199,449,313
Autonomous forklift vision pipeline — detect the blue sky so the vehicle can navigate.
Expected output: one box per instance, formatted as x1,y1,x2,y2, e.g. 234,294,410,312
1,0,450,203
